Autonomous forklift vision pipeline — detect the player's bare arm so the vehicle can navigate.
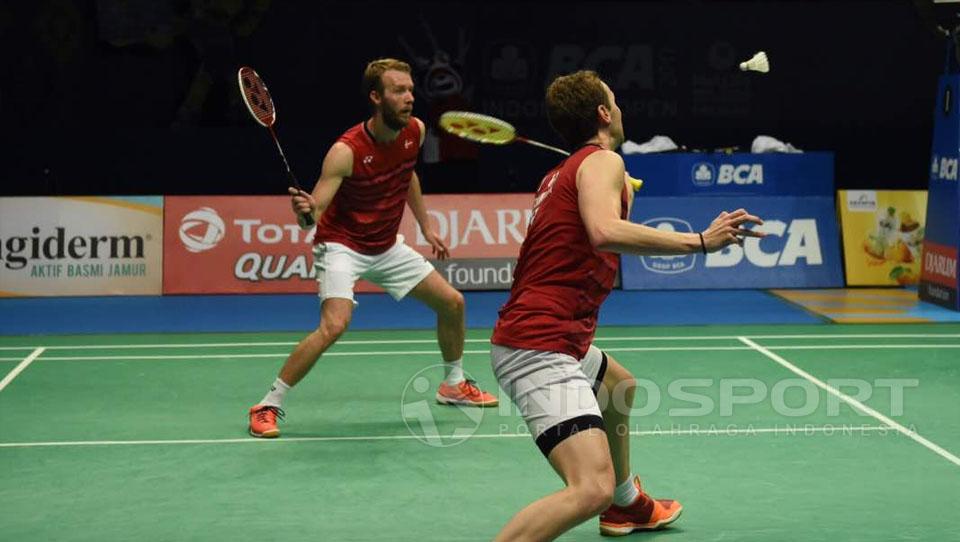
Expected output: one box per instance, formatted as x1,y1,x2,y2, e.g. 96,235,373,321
289,141,351,226
406,171,449,260
577,150,764,255
405,117,449,259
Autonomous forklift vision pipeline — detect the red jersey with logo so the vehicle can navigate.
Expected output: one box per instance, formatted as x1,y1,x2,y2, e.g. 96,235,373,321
312,118,421,254
491,145,628,359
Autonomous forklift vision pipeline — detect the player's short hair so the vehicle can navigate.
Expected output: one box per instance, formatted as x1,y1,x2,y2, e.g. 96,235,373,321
362,58,412,105
545,70,611,147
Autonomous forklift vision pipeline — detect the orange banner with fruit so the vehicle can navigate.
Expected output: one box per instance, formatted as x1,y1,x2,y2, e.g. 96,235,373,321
838,190,927,286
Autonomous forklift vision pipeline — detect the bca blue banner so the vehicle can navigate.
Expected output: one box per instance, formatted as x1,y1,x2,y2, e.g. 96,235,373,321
622,196,843,289
622,152,834,197
921,74,960,309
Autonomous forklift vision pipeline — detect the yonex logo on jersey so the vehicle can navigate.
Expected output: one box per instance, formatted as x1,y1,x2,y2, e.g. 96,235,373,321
179,207,226,253
404,139,413,149
639,218,697,274
363,155,374,165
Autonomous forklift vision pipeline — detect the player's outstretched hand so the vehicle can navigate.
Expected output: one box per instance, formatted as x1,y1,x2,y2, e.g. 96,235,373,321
701,209,765,251
422,229,450,260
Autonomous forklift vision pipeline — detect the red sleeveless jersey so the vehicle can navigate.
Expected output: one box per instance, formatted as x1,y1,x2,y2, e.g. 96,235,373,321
491,145,628,359
312,118,421,254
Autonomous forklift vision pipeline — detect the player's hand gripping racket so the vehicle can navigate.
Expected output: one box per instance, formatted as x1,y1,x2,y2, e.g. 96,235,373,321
237,66,315,227
438,111,643,191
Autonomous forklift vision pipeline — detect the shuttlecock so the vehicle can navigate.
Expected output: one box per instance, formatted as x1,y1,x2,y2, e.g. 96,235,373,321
739,51,769,73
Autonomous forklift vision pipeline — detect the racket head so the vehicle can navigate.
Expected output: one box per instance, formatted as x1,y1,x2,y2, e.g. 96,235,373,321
439,111,517,145
237,66,277,128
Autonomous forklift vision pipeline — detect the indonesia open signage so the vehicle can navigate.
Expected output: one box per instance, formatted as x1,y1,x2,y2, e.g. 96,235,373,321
163,194,534,294
621,196,843,289
920,74,960,310
0,197,163,296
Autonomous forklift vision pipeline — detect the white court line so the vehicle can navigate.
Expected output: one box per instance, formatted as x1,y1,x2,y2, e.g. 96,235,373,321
0,348,44,393
12,343,960,362
772,344,960,350
738,337,960,468
0,333,958,351
0,424,892,449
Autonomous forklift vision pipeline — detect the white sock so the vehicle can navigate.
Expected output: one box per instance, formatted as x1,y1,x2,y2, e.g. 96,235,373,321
443,359,464,385
613,475,640,506
259,377,291,408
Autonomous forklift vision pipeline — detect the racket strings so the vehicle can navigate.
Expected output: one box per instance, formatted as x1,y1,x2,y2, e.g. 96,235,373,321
440,111,516,145
239,68,276,126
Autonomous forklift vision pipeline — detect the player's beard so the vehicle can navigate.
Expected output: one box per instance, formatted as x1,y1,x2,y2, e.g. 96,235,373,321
382,102,409,131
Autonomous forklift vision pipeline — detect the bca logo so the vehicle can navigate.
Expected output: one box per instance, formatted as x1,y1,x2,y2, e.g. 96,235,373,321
717,164,763,185
706,219,823,268
179,207,226,253
639,218,697,274
933,155,958,181
691,163,715,187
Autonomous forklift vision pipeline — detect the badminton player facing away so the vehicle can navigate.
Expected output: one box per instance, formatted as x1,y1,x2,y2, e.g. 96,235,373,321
490,71,764,540
248,58,497,438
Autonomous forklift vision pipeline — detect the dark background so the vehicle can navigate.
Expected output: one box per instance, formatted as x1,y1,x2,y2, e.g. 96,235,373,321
0,0,951,196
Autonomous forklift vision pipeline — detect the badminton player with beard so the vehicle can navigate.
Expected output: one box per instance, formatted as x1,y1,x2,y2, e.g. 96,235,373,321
490,71,764,540
249,58,497,438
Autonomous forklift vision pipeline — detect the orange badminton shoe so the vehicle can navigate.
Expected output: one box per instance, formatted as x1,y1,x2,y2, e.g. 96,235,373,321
599,476,683,536
248,405,284,438
436,379,498,407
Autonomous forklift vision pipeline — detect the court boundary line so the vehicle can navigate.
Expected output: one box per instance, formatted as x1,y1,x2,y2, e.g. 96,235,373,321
738,337,960,467
0,347,44,393
0,424,894,449
2,343,958,362
1,333,959,351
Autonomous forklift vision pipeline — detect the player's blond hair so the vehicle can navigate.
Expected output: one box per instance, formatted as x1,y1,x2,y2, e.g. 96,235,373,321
362,58,412,107
545,70,611,147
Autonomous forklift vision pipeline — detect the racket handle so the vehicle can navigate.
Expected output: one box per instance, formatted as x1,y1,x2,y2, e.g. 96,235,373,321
297,212,315,228
627,175,644,191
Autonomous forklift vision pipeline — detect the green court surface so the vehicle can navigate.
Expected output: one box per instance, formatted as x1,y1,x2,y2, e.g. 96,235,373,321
1,324,959,541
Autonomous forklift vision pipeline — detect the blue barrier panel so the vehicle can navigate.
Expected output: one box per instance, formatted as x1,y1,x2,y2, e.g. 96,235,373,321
920,74,960,310
623,152,834,197
622,196,844,289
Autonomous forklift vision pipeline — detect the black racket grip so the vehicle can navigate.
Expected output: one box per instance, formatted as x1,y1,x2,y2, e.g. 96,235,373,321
297,211,316,228
289,181,315,227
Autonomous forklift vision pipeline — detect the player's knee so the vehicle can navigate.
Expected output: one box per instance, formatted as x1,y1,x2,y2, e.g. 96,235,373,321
574,477,615,516
321,316,350,340
443,290,465,316
619,375,637,401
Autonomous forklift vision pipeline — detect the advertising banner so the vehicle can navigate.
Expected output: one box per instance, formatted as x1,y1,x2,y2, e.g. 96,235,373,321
0,196,163,296
920,74,960,309
622,152,834,197
838,190,927,286
163,194,535,294
163,196,315,294
621,196,843,289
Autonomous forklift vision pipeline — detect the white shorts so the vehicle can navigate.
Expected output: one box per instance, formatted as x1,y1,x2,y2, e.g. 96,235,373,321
490,344,608,457
313,235,435,304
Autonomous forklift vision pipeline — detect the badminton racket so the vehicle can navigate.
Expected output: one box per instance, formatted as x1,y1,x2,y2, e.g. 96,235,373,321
237,66,315,227
438,111,643,191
